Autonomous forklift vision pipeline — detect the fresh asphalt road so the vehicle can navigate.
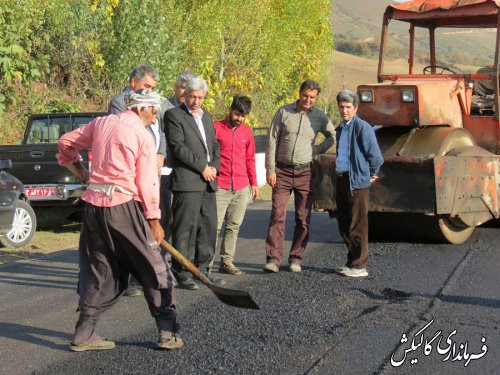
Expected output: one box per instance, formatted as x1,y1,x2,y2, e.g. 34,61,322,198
0,200,499,375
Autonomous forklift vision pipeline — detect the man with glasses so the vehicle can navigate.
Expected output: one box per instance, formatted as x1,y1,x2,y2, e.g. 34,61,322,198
158,71,196,243
59,90,183,352
165,76,225,290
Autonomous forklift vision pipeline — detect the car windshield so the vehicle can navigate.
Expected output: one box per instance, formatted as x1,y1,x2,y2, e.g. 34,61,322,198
27,116,95,144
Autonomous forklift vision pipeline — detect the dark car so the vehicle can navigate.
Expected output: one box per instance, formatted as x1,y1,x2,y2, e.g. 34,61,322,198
0,159,36,248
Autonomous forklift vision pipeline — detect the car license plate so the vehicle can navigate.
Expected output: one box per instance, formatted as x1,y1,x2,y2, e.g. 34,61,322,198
25,187,60,198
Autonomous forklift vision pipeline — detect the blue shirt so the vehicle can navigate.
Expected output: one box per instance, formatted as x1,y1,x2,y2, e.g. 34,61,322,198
335,118,353,172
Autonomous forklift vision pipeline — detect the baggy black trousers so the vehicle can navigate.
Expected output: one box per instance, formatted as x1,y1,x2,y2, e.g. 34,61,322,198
73,200,179,344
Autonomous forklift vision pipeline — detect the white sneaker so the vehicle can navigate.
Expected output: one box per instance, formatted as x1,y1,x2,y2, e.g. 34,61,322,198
289,263,301,273
263,262,279,273
340,267,368,278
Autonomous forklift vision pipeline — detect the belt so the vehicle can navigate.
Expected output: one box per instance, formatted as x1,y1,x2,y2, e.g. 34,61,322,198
276,161,311,170
87,184,134,198
336,171,349,177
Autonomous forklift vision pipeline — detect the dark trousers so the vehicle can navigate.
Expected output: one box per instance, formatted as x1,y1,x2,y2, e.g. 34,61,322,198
128,175,172,291
265,166,313,265
171,188,217,282
73,200,178,345
159,175,172,239
335,174,370,269
128,175,171,292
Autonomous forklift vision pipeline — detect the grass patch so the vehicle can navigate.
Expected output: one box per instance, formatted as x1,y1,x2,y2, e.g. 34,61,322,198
0,207,81,264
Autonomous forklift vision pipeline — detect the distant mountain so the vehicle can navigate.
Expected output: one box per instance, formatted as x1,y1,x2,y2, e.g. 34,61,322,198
331,0,399,39
331,0,496,68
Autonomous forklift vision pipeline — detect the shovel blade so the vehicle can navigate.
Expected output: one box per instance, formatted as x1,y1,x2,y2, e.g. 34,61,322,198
208,283,260,310
160,239,259,310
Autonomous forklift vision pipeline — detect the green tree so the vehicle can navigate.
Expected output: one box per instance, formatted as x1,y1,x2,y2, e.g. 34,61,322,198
1,0,333,143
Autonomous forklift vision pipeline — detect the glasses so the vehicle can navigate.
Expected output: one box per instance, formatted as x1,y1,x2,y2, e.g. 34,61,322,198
188,95,205,101
138,106,158,116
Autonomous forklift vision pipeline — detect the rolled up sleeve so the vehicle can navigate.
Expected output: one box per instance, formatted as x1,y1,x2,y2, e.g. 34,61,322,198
135,140,161,220
58,119,95,166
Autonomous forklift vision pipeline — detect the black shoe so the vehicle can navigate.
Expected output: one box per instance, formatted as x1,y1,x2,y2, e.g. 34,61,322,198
195,272,226,287
176,279,199,290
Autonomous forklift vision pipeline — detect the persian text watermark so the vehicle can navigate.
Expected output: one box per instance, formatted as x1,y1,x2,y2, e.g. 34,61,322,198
391,319,488,368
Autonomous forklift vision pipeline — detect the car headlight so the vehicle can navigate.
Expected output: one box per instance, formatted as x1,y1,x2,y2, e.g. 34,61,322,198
401,89,415,103
359,90,373,103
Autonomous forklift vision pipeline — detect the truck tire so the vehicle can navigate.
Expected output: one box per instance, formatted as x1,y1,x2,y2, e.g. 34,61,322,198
372,127,477,244
368,212,475,244
433,216,475,244
1,200,37,248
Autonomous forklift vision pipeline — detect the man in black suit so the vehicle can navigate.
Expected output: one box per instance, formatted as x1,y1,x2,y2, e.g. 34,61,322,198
159,71,195,242
165,76,225,290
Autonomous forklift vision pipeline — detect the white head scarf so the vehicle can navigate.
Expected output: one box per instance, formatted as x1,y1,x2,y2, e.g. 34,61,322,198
125,89,164,110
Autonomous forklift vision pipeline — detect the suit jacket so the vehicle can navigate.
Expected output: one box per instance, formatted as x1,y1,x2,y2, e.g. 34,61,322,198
168,97,179,107
108,88,167,157
165,103,220,192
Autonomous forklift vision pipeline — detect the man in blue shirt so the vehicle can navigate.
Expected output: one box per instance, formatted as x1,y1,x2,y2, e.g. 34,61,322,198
335,89,383,278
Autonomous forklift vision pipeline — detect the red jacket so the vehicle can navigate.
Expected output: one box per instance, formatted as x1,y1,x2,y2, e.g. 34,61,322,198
214,118,257,190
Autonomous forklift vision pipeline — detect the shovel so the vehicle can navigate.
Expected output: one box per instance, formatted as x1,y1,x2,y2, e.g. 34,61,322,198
160,239,259,310
61,163,258,309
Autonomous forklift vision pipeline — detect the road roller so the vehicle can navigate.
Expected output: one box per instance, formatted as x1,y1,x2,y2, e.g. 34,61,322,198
315,0,500,244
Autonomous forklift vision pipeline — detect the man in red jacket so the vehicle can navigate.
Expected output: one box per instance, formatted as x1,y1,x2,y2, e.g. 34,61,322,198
213,95,259,275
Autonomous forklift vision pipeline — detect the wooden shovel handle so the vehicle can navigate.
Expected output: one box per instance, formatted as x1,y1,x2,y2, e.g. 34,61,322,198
160,239,211,286
64,162,216,289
